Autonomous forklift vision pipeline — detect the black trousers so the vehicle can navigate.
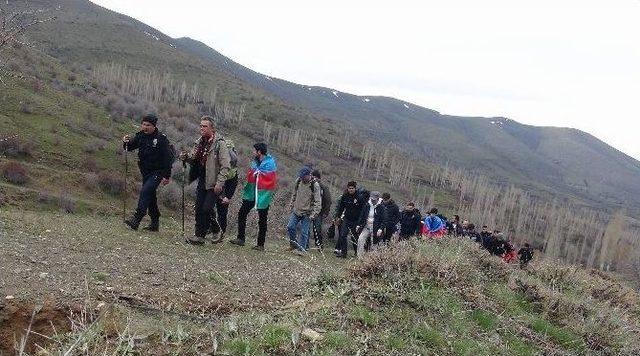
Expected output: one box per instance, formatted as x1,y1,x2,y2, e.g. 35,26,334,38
237,199,269,247
336,219,359,255
382,227,396,243
211,175,238,234
195,175,218,238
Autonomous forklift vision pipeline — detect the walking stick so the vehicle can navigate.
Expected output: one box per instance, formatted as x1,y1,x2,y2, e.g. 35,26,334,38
123,143,128,222
181,160,186,239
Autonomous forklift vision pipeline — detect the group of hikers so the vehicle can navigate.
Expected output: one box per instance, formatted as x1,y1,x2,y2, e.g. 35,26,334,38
122,113,534,268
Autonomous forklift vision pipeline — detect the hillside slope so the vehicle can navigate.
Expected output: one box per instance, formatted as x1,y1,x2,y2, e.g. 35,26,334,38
174,37,640,211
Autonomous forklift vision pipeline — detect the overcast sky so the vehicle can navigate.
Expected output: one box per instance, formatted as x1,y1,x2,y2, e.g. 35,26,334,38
91,0,640,160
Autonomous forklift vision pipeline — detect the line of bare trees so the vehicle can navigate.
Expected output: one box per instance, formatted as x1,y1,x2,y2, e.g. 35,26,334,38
92,63,247,126
424,162,640,272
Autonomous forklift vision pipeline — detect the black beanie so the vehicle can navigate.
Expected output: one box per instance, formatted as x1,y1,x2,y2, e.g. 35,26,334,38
254,142,268,155
142,113,158,126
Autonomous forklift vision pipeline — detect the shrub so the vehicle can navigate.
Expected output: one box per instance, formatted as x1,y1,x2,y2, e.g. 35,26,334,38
58,194,77,214
83,172,99,190
37,191,57,204
19,101,33,114
158,181,181,209
2,161,30,185
0,137,33,158
31,79,45,93
98,172,125,195
82,139,106,154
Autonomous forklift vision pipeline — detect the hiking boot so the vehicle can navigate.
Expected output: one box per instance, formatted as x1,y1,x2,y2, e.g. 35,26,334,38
210,232,224,244
124,214,143,231
336,252,347,258
142,219,159,232
251,245,265,252
229,239,245,246
286,242,297,251
293,249,306,257
186,235,205,245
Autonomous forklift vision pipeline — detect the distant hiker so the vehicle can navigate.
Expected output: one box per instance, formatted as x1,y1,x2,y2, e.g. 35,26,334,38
451,215,464,236
181,116,232,245
422,208,447,238
356,191,387,257
381,192,400,243
480,226,493,250
229,143,277,250
465,223,482,243
311,169,332,249
502,239,518,263
122,113,173,231
334,181,367,258
286,166,321,255
518,243,534,268
399,202,422,240
491,231,507,256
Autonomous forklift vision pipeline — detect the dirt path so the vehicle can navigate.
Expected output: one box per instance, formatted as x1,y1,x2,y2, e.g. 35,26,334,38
0,209,349,316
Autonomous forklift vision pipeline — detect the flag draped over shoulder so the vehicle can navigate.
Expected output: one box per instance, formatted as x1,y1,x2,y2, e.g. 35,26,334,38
242,155,277,209
422,215,447,238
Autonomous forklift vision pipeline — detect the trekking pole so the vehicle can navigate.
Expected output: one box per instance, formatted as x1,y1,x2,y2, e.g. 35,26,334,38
123,143,128,222
181,160,186,239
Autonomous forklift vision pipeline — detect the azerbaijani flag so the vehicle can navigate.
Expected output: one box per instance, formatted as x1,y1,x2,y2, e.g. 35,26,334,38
242,155,277,209
422,215,447,238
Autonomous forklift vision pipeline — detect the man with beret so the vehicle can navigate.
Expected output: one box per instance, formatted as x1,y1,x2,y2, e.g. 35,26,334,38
122,113,173,231
286,165,321,255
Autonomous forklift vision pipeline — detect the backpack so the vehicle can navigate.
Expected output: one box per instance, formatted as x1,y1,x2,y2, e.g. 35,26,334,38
225,139,238,169
214,138,239,179
295,177,317,193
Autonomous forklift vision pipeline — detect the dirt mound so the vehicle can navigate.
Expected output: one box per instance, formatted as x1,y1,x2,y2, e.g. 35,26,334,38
0,300,72,354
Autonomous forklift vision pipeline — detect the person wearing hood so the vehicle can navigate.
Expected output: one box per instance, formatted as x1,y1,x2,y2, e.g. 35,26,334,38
356,191,387,257
286,166,321,255
381,192,400,243
399,202,422,240
122,113,173,232
422,208,447,238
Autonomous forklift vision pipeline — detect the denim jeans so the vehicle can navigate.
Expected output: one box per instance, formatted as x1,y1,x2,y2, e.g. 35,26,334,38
135,172,162,220
287,213,311,251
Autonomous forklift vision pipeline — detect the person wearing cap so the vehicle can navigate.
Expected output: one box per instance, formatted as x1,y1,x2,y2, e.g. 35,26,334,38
180,115,232,244
229,142,277,250
286,165,321,255
356,191,387,257
122,113,173,231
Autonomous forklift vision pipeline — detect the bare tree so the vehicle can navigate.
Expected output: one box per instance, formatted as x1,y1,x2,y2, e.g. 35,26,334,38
0,3,55,83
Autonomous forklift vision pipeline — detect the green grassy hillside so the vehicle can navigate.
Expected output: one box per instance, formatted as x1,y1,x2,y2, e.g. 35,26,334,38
2,210,638,355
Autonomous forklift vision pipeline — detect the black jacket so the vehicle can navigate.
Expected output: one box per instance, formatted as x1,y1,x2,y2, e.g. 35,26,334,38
518,247,534,262
124,129,173,179
334,191,366,222
382,200,400,230
357,201,387,234
399,208,422,236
